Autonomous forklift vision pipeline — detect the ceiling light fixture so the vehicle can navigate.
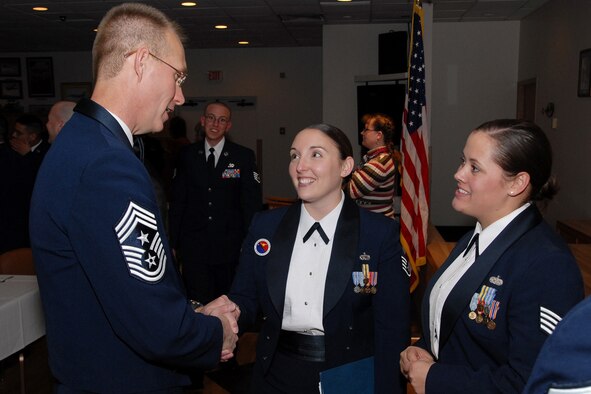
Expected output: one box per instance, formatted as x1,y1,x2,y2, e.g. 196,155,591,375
238,41,249,45
215,24,228,29
181,2,197,6
337,0,352,2
32,6,48,11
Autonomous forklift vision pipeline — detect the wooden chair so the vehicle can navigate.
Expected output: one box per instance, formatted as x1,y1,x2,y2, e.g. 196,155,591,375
0,247,35,275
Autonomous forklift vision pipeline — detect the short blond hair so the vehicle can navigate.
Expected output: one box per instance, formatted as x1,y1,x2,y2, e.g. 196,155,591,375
92,3,185,81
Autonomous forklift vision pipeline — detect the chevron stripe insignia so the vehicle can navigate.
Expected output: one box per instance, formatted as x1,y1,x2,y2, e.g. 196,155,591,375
114,201,166,283
539,306,562,336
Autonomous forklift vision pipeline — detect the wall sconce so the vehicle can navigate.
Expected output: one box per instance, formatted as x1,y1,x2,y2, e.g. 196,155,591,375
542,102,555,118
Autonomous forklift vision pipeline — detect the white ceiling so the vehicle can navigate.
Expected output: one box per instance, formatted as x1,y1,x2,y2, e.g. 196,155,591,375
0,0,549,52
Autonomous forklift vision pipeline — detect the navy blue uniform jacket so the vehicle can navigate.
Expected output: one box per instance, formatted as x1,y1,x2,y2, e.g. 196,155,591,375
416,206,583,393
29,99,223,393
168,139,262,266
230,198,410,393
524,295,591,393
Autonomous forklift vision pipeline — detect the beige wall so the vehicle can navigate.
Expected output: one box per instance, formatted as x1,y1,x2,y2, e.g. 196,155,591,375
0,47,322,199
519,0,591,225
3,0,588,224
429,20,521,226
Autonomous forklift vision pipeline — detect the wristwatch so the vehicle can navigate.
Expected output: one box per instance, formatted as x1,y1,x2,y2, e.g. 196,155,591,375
190,300,204,312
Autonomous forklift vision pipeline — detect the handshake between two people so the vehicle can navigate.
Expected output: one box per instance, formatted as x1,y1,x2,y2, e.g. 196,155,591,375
194,295,241,362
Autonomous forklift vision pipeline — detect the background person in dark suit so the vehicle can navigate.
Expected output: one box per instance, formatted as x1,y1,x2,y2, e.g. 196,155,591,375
169,101,262,304
400,119,584,394
0,113,48,253
229,124,410,393
29,4,238,393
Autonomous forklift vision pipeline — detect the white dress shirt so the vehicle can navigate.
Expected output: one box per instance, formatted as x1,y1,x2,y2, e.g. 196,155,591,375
281,192,344,335
205,138,225,167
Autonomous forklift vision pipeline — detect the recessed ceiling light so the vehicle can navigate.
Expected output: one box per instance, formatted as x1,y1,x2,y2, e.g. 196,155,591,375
33,6,48,11
215,24,228,29
238,41,249,45
337,0,352,2
181,2,197,6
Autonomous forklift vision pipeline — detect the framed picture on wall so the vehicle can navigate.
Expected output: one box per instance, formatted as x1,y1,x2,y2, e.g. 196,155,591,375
0,80,23,99
61,82,92,101
578,48,591,97
0,58,21,77
26,57,55,97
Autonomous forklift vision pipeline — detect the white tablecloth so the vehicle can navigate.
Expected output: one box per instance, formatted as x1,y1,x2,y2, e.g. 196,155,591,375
0,275,46,360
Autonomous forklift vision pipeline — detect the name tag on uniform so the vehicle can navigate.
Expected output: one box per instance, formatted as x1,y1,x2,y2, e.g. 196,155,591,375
222,168,241,178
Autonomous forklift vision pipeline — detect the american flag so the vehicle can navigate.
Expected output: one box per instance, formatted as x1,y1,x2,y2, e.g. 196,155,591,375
400,0,430,293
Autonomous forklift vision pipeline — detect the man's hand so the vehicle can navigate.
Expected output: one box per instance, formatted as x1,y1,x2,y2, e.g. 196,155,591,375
217,313,239,362
10,138,30,155
199,295,240,360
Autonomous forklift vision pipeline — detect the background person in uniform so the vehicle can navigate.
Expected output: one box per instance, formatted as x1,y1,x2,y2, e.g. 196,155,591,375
400,119,584,394
0,113,48,253
348,113,400,219
523,295,591,393
169,101,262,304
29,4,239,393
229,123,410,393
46,100,76,143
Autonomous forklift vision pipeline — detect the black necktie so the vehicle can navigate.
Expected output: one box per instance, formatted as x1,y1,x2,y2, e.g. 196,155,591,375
303,222,329,244
463,233,479,258
207,147,215,172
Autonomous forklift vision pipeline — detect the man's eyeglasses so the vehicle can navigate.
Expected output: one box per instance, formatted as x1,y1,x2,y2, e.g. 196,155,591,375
362,128,379,133
204,114,229,125
124,50,187,87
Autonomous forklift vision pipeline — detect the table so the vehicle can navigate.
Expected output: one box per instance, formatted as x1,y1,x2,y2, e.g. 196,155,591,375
556,219,591,244
0,275,45,361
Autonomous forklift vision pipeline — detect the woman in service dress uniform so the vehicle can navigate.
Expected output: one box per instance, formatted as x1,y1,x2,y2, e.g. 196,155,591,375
400,119,584,394
230,123,410,393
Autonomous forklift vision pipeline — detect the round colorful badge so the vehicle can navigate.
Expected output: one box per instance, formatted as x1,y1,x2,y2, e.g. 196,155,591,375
254,238,271,256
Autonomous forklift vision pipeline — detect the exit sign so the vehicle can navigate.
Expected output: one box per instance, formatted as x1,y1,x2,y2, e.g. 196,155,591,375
208,70,223,81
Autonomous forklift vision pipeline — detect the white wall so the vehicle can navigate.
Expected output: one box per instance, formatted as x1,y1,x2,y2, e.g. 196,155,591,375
322,16,520,226
322,23,409,162
518,0,591,225
429,21,521,225
6,4,589,226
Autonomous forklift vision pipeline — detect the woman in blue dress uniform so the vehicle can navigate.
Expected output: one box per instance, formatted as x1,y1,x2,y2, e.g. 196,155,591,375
230,124,410,393
400,119,584,394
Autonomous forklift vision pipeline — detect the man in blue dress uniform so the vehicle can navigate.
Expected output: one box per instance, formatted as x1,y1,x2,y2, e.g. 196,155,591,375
29,4,238,393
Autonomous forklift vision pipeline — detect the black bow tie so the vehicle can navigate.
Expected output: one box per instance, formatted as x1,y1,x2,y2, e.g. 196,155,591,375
463,233,479,258
303,222,329,244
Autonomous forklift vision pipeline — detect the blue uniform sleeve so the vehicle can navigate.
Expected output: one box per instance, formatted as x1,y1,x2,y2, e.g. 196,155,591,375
229,212,264,332
69,149,223,368
523,296,591,393
373,218,410,394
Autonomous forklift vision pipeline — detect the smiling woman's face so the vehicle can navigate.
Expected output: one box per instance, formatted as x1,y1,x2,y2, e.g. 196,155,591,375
452,131,517,228
289,128,353,216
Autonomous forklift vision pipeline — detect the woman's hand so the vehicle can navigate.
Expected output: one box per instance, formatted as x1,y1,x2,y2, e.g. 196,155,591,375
400,345,435,394
406,359,435,394
400,345,433,376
